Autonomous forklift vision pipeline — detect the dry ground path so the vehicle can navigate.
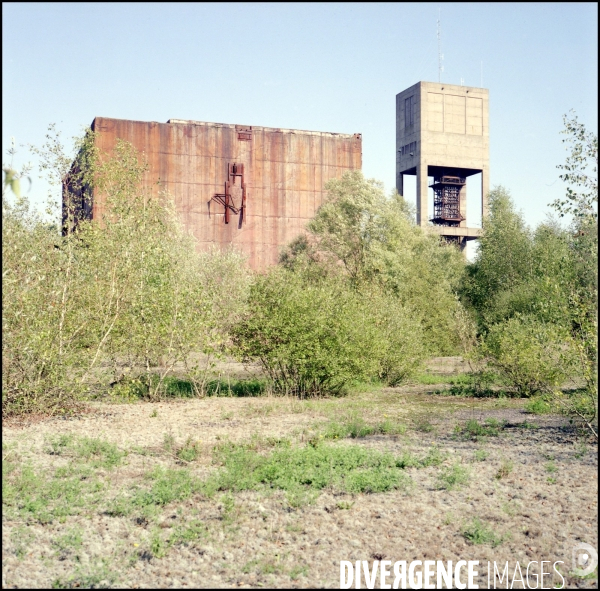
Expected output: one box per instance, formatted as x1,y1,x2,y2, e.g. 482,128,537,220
2,383,598,589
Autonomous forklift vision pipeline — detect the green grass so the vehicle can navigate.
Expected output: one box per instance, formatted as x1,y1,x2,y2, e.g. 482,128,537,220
524,396,553,414
413,373,471,386
45,435,126,469
436,463,471,490
205,377,269,397
455,418,506,440
473,449,489,462
206,441,414,500
3,461,105,524
320,415,406,440
495,459,514,480
51,558,118,589
421,370,510,398
109,374,269,401
462,518,505,547
52,527,83,559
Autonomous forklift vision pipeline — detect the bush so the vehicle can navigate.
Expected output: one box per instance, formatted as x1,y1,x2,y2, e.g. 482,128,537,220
232,270,379,397
232,270,426,397
2,129,251,416
282,170,468,356
482,315,577,397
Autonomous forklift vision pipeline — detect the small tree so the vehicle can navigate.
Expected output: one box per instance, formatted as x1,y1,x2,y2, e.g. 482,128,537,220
282,170,467,356
482,315,577,398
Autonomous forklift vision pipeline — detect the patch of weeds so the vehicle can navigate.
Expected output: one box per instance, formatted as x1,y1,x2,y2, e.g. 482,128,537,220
244,403,275,418
219,493,236,524
473,449,489,462
547,476,557,484
10,526,36,559
501,500,521,517
52,527,84,560
545,461,558,474
433,371,509,398
150,527,170,559
574,441,588,459
163,433,175,454
45,435,125,469
525,396,553,414
51,558,118,588
170,518,207,546
3,463,104,524
442,512,454,525
289,565,309,580
336,500,354,510
436,463,471,490
176,437,201,463
518,420,539,429
462,517,504,547
455,418,505,441
285,523,303,533
110,374,200,402
73,438,125,469
421,446,446,467
242,556,283,576
414,419,436,433
221,410,234,421
495,459,514,480
413,373,455,385
46,434,75,456
206,442,414,499
150,408,158,418
125,467,202,510
317,415,406,441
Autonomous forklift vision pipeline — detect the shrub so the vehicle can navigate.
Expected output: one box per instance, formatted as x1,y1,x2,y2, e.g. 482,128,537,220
232,270,424,396
3,129,251,416
482,315,577,397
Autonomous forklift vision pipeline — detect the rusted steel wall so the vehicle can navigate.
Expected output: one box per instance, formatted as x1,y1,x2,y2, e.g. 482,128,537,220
90,117,362,269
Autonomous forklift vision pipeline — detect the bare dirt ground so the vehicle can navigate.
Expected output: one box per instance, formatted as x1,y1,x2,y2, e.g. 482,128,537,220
2,363,598,589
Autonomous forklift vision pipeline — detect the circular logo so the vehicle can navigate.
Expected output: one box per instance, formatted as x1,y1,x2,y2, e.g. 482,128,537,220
572,543,598,577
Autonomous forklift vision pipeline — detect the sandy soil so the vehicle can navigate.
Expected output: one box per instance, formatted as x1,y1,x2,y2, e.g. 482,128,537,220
2,379,598,589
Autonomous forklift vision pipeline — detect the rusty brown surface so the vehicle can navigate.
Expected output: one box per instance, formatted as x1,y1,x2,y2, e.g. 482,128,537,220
90,117,362,269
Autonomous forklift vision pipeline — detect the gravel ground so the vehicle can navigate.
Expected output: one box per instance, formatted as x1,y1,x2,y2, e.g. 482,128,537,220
2,382,598,589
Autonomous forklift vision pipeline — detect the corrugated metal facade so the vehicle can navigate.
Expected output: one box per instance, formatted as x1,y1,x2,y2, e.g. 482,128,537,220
90,117,362,269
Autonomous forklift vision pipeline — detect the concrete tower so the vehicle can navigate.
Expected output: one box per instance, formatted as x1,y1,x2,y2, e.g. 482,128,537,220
396,81,489,248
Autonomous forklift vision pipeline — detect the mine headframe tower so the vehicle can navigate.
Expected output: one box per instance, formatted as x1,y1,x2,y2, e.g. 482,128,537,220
396,81,489,250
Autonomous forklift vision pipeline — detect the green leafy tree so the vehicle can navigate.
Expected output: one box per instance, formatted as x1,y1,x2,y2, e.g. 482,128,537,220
282,170,467,355
551,111,598,221
2,127,250,415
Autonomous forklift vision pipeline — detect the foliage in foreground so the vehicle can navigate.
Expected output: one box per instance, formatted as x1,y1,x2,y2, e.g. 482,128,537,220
281,170,468,356
232,269,425,397
2,129,250,416
461,112,597,436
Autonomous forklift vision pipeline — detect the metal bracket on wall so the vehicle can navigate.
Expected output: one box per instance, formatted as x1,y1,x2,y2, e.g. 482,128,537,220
209,162,247,228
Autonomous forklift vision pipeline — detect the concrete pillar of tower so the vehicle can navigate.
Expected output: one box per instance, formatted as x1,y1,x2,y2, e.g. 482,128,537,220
416,162,428,226
481,165,490,221
397,172,404,197
460,181,467,228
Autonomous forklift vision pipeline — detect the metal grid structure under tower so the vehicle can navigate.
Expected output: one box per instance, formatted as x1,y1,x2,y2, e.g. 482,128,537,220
430,175,466,226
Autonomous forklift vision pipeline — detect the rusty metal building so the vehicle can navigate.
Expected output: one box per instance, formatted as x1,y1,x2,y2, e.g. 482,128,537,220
88,117,362,269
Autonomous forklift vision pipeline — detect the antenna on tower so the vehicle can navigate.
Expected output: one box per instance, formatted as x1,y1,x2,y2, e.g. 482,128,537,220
437,8,444,83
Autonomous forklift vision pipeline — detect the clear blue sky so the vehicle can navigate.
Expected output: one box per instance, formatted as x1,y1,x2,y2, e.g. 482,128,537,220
3,2,598,236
